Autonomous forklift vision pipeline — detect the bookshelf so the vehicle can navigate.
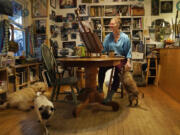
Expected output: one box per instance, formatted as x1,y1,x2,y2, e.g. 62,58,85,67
87,2,145,60
13,63,41,90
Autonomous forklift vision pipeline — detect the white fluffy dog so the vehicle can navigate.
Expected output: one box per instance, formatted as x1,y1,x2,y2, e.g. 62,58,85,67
34,93,54,135
0,82,47,111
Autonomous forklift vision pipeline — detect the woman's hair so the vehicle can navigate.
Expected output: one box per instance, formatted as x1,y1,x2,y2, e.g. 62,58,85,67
111,16,122,28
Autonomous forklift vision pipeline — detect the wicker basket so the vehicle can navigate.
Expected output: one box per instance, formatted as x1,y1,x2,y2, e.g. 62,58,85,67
132,8,144,16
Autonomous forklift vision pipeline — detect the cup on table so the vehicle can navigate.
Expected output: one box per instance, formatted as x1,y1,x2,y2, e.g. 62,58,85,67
109,51,115,57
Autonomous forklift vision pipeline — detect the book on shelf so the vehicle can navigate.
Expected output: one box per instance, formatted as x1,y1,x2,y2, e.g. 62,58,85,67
90,6,104,17
132,52,144,60
16,71,27,85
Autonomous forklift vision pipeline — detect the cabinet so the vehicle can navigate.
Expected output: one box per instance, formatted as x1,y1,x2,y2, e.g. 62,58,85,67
0,68,8,103
159,49,180,103
88,2,144,60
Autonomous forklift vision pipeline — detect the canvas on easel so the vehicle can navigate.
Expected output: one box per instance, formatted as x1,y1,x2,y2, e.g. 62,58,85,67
75,9,103,55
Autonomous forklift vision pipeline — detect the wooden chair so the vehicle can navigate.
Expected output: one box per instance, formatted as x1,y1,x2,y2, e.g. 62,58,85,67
41,44,79,104
107,66,125,98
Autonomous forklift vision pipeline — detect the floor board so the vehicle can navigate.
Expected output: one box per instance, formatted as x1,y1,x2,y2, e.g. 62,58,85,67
0,85,180,135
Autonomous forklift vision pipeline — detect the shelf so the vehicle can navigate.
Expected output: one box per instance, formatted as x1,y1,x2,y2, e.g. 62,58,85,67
90,16,102,19
105,31,112,32
122,31,131,33
0,68,6,72
17,83,28,87
132,16,144,18
122,25,131,27
8,74,15,77
30,79,39,83
34,33,46,36
132,29,143,31
0,89,7,94
88,2,145,61
12,63,41,90
103,16,131,18
89,1,144,6
132,39,143,41
148,76,156,78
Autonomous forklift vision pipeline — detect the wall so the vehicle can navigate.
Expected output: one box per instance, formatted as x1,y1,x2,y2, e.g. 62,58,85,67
53,0,180,49
144,0,179,29
1,0,179,49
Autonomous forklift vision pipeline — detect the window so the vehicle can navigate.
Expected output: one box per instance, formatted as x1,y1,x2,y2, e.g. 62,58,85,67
9,0,25,56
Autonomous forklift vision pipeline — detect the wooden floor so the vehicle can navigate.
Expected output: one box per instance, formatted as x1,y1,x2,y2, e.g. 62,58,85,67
0,85,180,135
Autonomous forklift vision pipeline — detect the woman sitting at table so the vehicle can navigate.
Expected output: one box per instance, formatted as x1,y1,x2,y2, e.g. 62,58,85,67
98,16,132,102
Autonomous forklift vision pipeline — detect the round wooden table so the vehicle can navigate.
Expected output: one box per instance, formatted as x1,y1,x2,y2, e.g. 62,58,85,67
57,56,124,117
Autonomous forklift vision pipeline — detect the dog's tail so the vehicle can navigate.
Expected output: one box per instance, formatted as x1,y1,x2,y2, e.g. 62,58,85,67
0,102,9,110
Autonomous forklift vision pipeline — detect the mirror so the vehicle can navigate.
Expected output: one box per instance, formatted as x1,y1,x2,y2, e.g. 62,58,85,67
149,19,171,42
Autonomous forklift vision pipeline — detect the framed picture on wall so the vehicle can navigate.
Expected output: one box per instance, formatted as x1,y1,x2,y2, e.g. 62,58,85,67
79,5,87,15
161,1,173,13
82,0,92,3
32,0,48,17
62,41,76,49
59,0,77,9
66,13,75,22
151,0,159,16
34,20,46,34
50,0,56,9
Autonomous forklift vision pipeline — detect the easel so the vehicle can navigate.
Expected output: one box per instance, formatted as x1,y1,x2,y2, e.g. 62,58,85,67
75,9,103,57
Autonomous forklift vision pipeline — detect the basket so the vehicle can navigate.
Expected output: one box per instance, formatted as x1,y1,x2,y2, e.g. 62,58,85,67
132,8,144,16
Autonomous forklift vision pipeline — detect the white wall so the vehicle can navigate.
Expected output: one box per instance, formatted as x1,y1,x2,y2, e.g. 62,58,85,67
144,0,179,29
53,0,180,48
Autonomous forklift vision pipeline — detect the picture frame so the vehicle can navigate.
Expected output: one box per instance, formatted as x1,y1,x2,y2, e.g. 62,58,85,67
59,0,77,9
66,13,75,22
82,0,92,3
79,4,87,16
151,0,159,16
161,1,173,13
50,10,56,21
62,41,76,49
50,0,56,9
71,33,77,39
34,20,47,34
32,0,48,18
56,15,63,22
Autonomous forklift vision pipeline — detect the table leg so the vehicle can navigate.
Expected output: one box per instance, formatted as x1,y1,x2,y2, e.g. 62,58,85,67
73,66,119,117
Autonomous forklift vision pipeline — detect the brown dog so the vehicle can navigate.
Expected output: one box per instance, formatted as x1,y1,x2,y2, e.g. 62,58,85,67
0,82,47,111
121,71,144,106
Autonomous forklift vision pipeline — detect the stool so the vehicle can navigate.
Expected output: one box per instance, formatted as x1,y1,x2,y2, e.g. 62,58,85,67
146,56,158,85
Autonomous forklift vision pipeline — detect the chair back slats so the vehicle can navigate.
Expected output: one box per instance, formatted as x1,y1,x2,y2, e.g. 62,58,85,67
41,44,57,84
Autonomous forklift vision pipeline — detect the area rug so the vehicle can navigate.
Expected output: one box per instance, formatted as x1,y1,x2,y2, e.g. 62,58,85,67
48,95,130,134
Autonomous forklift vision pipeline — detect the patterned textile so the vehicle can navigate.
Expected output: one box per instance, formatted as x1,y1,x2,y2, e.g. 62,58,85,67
25,25,35,57
0,21,4,52
1,20,10,53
